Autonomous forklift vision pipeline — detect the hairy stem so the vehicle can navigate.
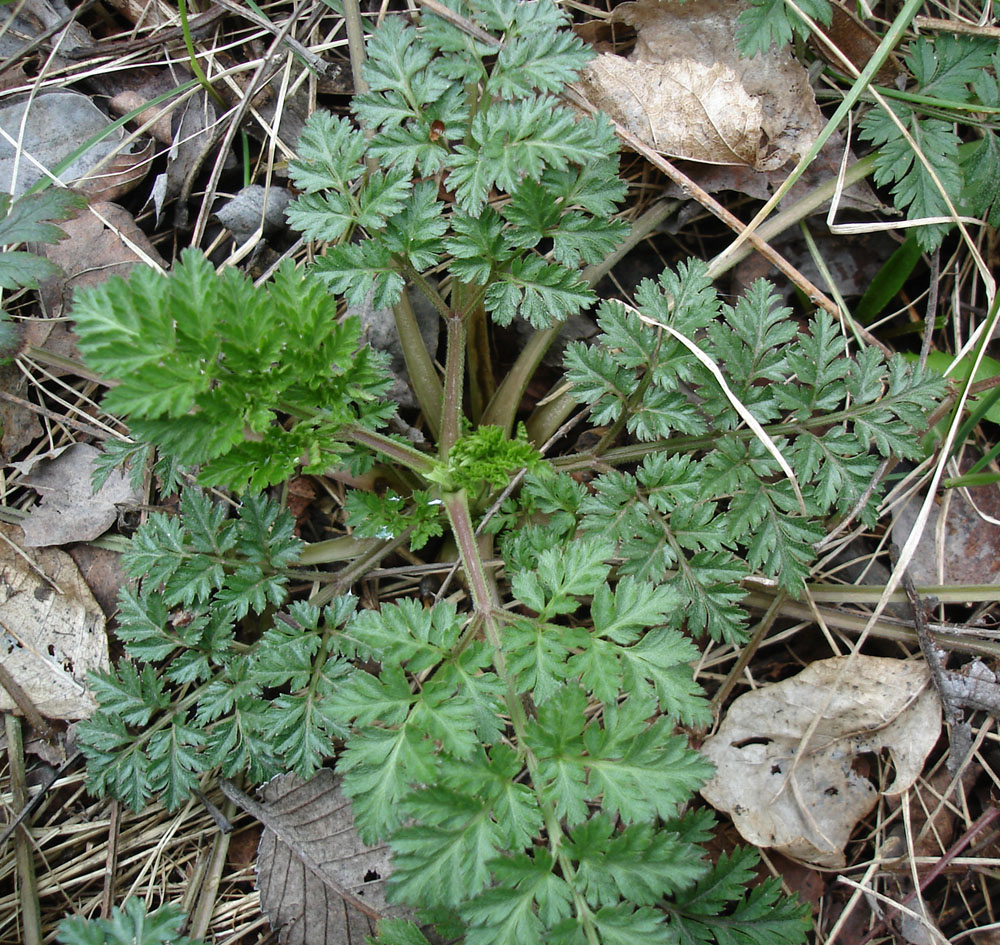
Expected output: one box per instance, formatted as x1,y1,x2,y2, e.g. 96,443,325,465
404,263,453,321
342,0,369,96
342,424,436,477
525,386,579,447
553,387,936,472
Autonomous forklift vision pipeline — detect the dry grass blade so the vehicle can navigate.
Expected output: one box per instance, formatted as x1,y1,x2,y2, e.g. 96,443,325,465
4,715,42,945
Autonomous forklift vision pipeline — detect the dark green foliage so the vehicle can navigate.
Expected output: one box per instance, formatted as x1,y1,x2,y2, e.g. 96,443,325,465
344,488,444,551
287,0,625,329
330,569,719,943
0,188,86,353
76,494,359,808
0,188,86,290
556,262,945,641
959,52,1000,227
857,35,997,250
736,0,831,57
665,849,812,945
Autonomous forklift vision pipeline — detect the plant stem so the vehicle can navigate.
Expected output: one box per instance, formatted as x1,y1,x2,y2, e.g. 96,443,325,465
440,489,602,945
525,386,579,447
482,325,560,435
465,301,495,422
342,424,436,477
392,290,443,439
404,263,453,321
490,201,680,438
440,313,466,456
342,0,369,96
298,535,382,566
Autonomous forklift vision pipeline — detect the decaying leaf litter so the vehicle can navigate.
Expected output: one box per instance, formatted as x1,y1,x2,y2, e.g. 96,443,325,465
0,0,999,943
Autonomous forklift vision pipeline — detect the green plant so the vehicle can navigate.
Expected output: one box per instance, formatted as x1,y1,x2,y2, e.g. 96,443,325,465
0,188,86,354
858,37,999,250
70,1,947,943
57,899,202,945
738,0,1000,252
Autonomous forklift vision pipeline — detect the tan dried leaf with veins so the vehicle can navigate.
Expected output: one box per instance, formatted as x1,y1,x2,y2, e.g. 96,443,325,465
578,0,825,170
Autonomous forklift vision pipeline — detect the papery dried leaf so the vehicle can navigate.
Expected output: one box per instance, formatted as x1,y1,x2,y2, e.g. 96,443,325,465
254,770,410,945
0,523,108,719
37,199,167,318
0,92,128,197
16,443,143,547
578,0,824,170
810,2,906,88
82,137,154,202
701,656,941,867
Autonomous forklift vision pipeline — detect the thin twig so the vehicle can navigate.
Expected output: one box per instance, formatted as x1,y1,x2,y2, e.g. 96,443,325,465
100,800,120,919
211,0,337,77
0,387,116,441
899,567,970,770
920,249,941,366
188,793,237,940
0,750,80,850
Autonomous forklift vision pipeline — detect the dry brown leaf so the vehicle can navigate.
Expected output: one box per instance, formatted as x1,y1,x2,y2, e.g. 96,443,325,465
81,136,154,202
254,770,410,945
66,544,127,620
577,0,824,170
810,1,906,88
701,656,941,867
37,199,167,318
15,442,143,547
109,65,192,146
0,362,43,460
0,522,108,719
659,130,881,209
